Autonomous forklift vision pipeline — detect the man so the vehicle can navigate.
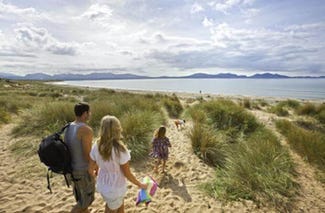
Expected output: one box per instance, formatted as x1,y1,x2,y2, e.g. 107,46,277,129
65,102,95,213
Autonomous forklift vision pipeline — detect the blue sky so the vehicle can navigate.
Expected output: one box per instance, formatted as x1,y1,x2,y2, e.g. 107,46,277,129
0,0,324,77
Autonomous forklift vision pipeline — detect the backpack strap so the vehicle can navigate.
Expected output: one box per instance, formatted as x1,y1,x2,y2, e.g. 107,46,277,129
57,122,71,135
64,174,70,188
47,168,53,193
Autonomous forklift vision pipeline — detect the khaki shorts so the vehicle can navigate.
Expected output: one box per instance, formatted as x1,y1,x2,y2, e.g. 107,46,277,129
71,170,95,209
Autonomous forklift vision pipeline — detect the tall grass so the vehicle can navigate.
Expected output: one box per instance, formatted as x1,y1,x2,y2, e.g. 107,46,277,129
121,110,164,161
276,119,325,171
188,99,297,210
0,107,10,124
268,103,289,117
295,102,325,124
202,128,297,210
296,102,317,116
10,83,166,161
241,98,251,109
189,123,227,167
12,101,75,136
189,99,259,135
280,99,300,109
268,99,302,117
88,93,165,161
161,94,183,118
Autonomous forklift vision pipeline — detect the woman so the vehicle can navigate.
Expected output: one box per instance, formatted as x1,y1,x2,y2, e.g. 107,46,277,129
88,115,147,213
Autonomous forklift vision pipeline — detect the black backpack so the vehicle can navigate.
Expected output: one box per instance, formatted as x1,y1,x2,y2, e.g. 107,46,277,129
38,123,72,193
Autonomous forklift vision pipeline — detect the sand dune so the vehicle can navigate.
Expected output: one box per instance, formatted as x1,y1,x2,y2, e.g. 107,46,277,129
0,107,324,212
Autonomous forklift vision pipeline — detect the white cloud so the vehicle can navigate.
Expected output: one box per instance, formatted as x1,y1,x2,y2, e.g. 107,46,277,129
242,8,260,24
202,17,214,27
81,3,112,21
242,8,259,18
210,0,256,14
78,3,127,31
148,22,325,74
191,3,204,14
284,22,325,32
213,0,241,13
14,24,80,55
0,1,48,21
242,0,255,5
0,0,324,76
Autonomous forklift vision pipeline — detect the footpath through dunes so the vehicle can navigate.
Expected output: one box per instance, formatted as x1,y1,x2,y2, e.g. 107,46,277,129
124,119,264,213
251,110,325,213
1,117,270,213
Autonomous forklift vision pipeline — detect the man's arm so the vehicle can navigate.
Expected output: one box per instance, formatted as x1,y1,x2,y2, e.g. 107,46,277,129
88,159,98,177
79,125,93,163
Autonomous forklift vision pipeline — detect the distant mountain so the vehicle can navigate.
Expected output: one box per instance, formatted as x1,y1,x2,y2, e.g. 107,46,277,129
0,71,324,80
25,73,52,80
52,72,148,80
184,73,247,78
249,73,289,79
0,72,21,79
0,72,147,80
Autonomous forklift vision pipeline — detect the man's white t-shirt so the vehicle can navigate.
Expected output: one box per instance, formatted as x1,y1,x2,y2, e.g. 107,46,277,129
90,143,131,198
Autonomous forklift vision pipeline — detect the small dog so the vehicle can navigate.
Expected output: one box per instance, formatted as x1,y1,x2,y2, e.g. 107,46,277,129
174,119,186,130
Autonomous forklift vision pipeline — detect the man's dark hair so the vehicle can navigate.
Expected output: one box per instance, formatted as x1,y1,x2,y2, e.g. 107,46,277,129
74,102,90,117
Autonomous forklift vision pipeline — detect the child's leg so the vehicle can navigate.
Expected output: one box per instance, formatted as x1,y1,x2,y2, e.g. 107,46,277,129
154,159,161,173
162,160,166,173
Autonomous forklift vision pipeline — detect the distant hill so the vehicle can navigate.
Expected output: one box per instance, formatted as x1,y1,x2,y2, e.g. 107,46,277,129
0,72,148,80
182,73,247,78
249,73,289,79
0,71,324,80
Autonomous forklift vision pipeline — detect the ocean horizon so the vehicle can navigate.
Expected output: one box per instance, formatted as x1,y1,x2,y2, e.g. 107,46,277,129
53,78,325,100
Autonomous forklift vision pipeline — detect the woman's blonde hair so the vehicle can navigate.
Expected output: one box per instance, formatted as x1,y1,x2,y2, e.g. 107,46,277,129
97,115,126,160
154,126,166,138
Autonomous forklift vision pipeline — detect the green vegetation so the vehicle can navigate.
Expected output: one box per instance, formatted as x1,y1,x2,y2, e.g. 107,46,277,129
296,102,325,124
242,98,251,109
268,99,302,117
280,99,301,109
269,104,289,116
257,99,269,107
2,80,172,162
188,99,297,210
276,119,325,178
12,102,75,136
161,93,183,118
0,107,10,125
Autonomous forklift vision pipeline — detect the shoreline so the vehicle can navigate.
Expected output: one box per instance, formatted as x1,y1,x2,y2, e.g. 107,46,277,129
49,81,324,103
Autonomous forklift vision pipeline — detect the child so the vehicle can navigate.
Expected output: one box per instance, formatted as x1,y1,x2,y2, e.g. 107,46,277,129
88,115,147,213
151,126,171,173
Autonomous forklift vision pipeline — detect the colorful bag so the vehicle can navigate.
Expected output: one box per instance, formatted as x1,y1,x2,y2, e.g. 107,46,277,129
136,176,158,206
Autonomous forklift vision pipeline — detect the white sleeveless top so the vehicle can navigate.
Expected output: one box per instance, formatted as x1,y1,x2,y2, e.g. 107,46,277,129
90,143,131,198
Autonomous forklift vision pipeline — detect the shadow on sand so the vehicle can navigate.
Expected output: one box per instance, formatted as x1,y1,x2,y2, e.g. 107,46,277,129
158,172,192,202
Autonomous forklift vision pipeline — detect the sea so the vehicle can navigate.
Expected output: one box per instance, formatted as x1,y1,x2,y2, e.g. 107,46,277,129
53,78,325,100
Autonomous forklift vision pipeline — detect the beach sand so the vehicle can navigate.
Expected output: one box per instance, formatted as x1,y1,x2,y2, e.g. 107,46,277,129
0,91,324,212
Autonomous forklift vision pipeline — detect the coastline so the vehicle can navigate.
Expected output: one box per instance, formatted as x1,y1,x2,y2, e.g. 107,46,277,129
48,81,324,103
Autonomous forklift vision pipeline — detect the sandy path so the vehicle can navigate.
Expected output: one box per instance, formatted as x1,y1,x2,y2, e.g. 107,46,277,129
0,118,270,213
251,110,325,212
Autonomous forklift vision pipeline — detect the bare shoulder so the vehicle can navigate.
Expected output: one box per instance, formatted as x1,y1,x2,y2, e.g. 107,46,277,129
79,125,93,135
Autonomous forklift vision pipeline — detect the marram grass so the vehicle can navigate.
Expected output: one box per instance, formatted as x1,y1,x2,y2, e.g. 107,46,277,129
188,99,297,210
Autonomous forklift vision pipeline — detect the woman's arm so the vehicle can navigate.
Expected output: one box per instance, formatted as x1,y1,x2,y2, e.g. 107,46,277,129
121,162,147,189
88,159,98,177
